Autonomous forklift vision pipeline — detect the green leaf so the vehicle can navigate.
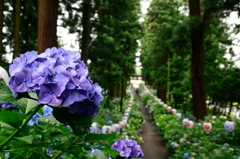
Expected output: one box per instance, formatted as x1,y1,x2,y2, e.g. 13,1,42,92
93,96,108,122
37,115,61,125
98,148,119,158
0,121,16,131
84,134,117,143
51,125,71,136
16,98,39,114
37,116,71,136
0,111,26,127
100,96,108,108
14,135,34,144
28,92,38,99
0,79,16,103
88,151,110,159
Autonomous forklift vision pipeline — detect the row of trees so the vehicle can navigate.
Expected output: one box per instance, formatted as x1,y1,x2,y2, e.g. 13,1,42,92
62,0,141,110
0,0,141,111
141,0,240,120
0,0,57,65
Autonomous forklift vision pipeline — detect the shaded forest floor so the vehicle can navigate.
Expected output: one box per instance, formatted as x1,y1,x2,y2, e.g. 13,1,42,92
136,90,169,159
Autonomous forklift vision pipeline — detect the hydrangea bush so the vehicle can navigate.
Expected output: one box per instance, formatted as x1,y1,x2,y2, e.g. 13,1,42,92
141,86,240,159
0,47,143,159
9,47,103,118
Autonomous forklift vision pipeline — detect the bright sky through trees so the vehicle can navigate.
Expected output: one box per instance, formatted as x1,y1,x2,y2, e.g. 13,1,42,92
3,0,239,67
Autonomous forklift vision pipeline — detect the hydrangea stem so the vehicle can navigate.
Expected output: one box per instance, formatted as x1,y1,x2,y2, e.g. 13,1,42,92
52,136,79,159
0,105,42,150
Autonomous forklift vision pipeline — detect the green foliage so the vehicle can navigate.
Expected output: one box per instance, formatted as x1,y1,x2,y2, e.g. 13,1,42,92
89,0,141,97
14,135,34,144
85,134,117,143
0,79,16,102
53,107,92,136
141,0,240,113
143,91,240,159
2,0,37,61
0,111,25,127
17,97,39,114
141,0,191,105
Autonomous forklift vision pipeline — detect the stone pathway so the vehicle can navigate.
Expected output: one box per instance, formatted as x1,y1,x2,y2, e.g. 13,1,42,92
136,90,169,159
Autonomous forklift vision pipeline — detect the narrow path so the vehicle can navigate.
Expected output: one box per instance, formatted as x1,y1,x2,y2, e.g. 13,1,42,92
136,90,169,159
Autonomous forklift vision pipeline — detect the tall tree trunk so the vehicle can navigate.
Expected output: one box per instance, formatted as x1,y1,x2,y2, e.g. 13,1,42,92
120,78,124,112
81,0,91,64
228,102,233,117
13,0,20,59
167,53,171,102
160,82,166,103
123,80,127,97
156,82,160,98
188,0,207,120
0,0,3,65
114,84,118,98
38,0,58,54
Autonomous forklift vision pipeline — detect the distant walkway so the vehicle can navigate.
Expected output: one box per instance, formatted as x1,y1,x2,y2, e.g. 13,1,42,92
136,90,169,159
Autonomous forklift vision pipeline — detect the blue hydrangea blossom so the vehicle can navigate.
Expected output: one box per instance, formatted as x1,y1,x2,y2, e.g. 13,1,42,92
28,113,42,126
43,105,53,116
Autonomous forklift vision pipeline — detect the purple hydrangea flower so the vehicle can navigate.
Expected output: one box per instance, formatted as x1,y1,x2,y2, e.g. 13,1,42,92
111,139,144,159
38,83,63,106
8,71,32,96
9,47,103,118
68,100,99,118
0,102,18,108
9,51,38,76
68,83,103,118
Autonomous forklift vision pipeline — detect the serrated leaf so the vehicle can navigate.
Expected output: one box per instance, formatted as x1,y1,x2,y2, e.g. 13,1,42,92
16,98,39,114
15,135,34,144
84,134,117,143
0,111,26,127
0,79,16,103
98,148,119,158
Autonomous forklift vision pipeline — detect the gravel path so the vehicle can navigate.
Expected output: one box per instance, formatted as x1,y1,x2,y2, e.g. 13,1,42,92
136,91,169,159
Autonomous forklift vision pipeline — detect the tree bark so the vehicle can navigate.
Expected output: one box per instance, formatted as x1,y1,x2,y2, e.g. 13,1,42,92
0,0,3,65
188,0,207,120
167,53,171,102
156,83,160,98
120,78,124,112
81,0,91,64
160,82,166,103
228,102,232,117
38,0,58,54
13,0,20,59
